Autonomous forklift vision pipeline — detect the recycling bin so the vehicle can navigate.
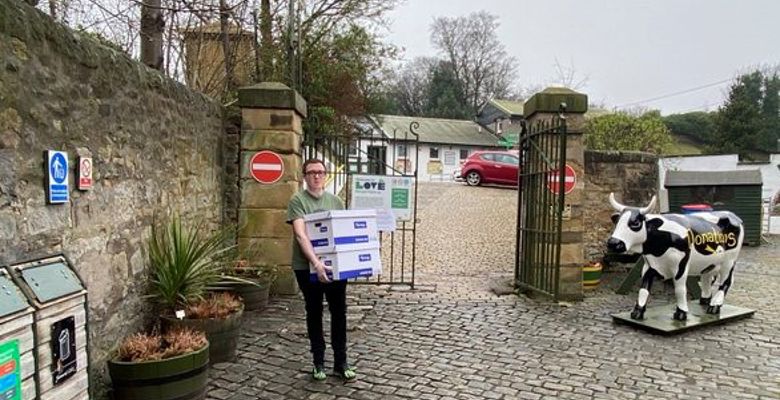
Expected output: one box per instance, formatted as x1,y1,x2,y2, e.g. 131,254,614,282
0,267,36,400
8,255,89,400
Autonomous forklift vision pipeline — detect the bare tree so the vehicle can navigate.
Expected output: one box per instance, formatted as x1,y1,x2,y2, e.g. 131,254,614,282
390,57,436,116
259,0,272,80
430,11,517,114
551,58,588,90
298,0,400,49
32,0,401,104
140,0,164,70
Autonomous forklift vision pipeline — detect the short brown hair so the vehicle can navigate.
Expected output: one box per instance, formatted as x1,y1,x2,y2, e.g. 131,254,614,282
302,158,326,173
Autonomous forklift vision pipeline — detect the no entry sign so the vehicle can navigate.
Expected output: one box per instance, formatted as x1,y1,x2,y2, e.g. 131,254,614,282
250,151,284,184
548,164,576,195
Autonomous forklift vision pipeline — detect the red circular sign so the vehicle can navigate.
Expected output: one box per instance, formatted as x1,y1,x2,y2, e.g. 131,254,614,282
249,151,284,184
548,164,576,195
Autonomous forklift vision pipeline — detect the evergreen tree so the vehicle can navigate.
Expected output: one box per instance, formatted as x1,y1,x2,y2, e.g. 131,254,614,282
663,111,717,146
759,73,780,151
713,70,779,157
424,62,470,119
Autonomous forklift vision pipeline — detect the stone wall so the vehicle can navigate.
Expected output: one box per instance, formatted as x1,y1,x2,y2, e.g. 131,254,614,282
584,150,658,263
0,0,225,396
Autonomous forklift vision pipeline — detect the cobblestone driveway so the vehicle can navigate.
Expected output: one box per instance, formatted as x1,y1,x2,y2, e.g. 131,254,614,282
207,183,780,400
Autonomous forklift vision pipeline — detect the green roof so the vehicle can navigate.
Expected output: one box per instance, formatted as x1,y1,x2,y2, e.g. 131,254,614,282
371,115,502,147
489,99,524,117
665,170,762,187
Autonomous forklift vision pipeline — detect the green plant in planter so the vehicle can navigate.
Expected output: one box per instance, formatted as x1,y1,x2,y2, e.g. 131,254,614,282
209,240,281,311
146,215,245,363
147,216,236,309
108,328,209,400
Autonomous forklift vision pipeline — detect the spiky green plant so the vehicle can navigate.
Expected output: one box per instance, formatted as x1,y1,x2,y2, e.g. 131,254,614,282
147,215,236,311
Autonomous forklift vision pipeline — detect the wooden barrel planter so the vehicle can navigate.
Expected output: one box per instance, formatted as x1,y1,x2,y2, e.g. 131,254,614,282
214,280,270,311
108,343,209,400
162,306,243,364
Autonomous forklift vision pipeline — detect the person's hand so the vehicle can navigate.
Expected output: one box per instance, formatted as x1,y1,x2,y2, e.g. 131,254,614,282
314,260,332,283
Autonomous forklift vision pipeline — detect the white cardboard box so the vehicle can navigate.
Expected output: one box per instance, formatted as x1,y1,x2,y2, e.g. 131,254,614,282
309,248,382,282
304,209,379,254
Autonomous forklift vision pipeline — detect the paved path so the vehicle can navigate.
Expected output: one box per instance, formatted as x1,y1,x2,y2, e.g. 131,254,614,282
207,183,780,400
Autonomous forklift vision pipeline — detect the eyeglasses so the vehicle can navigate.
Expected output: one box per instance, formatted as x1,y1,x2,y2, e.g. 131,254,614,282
305,171,327,177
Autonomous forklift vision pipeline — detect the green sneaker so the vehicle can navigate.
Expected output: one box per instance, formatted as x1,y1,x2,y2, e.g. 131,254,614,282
334,365,357,382
312,365,327,381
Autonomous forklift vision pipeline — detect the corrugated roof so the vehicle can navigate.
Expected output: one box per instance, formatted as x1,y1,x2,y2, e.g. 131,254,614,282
665,170,763,187
371,115,502,147
490,99,524,116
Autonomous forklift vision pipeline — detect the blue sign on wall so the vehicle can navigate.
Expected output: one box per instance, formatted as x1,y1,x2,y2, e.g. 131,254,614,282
47,150,69,204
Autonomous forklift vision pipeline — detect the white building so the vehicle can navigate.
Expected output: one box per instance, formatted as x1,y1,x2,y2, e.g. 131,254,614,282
350,115,506,182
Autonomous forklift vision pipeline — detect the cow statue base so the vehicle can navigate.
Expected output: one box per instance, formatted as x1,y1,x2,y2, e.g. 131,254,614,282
607,193,745,322
611,302,755,335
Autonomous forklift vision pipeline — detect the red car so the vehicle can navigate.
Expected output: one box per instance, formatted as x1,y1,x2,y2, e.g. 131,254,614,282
457,150,519,186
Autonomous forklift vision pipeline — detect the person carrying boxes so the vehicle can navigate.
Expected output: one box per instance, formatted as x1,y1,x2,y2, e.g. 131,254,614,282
286,158,357,382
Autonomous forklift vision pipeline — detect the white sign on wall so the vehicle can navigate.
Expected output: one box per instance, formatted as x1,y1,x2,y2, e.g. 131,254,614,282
443,150,457,166
77,157,93,190
350,175,414,231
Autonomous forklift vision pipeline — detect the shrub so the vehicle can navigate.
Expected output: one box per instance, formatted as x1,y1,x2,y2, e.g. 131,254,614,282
185,292,243,319
117,329,207,362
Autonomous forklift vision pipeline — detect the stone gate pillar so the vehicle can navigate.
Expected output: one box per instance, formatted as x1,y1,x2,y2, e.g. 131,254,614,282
237,82,307,295
523,87,588,301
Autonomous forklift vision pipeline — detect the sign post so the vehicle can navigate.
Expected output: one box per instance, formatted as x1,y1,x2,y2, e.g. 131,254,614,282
547,164,576,195
46,150,69,204
249,151,284,184
350,175,414,231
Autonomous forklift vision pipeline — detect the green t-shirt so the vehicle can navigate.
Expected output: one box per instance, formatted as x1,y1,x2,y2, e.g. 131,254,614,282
286,189,345,270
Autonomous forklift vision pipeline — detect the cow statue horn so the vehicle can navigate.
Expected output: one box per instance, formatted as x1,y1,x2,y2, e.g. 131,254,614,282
608,193,626,213
639,195,657,214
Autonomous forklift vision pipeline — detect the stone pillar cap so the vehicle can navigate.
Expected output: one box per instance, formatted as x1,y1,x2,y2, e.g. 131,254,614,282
524,87,588,118
238,82,307,117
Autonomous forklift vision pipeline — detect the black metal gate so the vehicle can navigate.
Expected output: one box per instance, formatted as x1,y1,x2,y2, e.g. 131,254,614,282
303,118,420,288
515,109,568,299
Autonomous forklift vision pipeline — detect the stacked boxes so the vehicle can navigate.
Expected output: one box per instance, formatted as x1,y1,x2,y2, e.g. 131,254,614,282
304,210,382,281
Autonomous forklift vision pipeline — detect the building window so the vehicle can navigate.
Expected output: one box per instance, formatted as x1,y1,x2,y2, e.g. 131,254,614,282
397,144,407,157
348,140,358,156
429,147,439,159
459,149,469,159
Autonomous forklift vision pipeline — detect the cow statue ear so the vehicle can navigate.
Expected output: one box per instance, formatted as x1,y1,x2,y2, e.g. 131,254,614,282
645,218,664,230
611,212,620,225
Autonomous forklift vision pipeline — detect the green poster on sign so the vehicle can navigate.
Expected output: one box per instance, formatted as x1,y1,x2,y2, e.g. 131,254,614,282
391,188,409,209
0,339,22,400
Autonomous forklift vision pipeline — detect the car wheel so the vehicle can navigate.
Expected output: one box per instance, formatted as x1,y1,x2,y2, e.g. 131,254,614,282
466,171,482,186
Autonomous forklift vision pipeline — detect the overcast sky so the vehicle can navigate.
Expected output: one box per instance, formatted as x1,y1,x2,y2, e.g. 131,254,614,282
383,0,780,115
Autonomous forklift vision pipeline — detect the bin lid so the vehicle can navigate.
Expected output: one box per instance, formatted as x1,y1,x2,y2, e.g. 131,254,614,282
0,269,30,318
12,257,84,303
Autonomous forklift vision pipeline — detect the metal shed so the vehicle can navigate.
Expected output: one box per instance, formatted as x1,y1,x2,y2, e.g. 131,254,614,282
665,170,763,246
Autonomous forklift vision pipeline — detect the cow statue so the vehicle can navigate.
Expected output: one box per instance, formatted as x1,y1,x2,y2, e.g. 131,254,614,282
606,193,744,321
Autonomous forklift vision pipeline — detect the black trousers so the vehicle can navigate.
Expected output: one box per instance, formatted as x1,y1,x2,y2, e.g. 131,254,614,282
294,270,348,368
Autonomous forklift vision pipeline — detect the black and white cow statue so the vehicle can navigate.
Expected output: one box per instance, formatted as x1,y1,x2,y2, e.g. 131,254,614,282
606,193,744,321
